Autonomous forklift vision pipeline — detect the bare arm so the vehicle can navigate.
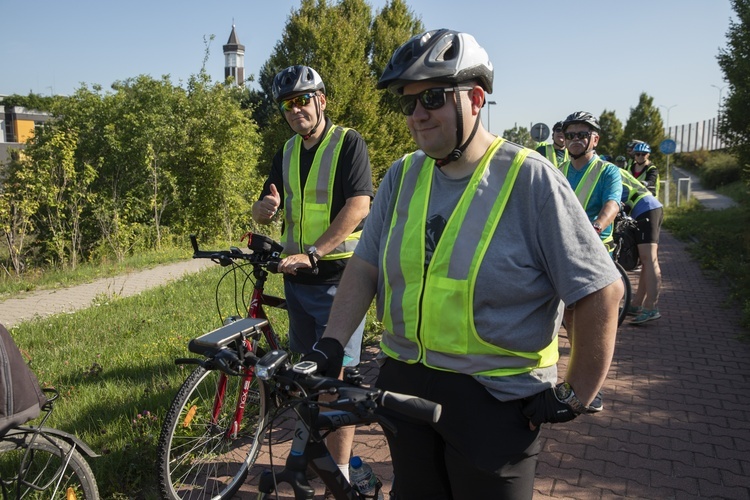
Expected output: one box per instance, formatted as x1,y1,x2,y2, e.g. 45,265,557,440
565,277,622,406
322,254,378,346
594,199,620,231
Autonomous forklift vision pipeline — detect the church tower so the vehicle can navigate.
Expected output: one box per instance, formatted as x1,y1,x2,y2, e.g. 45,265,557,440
223,24,245,87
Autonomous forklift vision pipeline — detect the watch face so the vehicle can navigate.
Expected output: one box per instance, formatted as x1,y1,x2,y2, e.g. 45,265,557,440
555,382,572,400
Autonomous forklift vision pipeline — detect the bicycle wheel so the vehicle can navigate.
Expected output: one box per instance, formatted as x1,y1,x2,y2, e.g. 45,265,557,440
615,262,632,326
157,366,269,500
0,431,99,499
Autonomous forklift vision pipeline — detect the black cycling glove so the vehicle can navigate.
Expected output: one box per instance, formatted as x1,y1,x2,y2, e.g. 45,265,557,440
301,337,344,378
522,387,578,427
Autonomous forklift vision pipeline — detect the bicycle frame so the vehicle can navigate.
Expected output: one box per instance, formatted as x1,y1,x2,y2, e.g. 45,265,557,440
214,263,286,441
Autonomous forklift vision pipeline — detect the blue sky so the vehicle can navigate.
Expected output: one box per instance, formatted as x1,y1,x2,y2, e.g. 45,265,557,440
1,0,734,137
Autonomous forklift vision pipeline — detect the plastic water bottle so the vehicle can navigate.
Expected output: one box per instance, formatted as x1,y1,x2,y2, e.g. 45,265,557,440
349,456,384,499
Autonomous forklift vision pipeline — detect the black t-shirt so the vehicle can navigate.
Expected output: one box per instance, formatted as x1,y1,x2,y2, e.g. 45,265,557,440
259,118,373,284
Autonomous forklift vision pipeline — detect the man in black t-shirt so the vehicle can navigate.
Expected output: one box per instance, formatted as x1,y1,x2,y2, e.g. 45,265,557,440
251,65,373,482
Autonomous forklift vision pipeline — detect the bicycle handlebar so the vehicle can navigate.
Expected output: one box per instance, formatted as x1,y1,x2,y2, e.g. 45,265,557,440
256,349,442,425
189,233,318,275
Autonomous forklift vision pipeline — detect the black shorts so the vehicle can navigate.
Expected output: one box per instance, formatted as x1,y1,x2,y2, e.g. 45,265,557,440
635,207,663,245
376,359,540,500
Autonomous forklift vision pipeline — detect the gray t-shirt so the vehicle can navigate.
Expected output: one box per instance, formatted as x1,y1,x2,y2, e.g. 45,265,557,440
358,143,620,400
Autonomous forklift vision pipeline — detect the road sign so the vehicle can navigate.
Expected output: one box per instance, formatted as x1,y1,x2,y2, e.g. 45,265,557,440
660,139,677,155
530,123,550,142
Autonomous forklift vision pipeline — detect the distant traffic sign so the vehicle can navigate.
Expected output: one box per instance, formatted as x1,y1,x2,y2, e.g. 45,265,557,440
530,123,550,142
660,139,677,155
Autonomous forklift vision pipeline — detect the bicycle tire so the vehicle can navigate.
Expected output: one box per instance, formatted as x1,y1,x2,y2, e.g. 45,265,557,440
0,431,99,499
615,261,632,326
156,366,269,500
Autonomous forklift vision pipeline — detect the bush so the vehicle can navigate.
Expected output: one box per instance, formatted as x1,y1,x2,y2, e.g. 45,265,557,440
674,150,711,173
700,152,742,189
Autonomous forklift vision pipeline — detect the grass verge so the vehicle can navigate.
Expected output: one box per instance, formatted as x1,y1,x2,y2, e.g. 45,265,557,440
663,182,750,335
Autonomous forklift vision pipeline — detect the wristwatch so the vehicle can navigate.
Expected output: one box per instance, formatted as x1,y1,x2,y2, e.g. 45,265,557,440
307,246,321,266
555,382,590,414
592,222,603,234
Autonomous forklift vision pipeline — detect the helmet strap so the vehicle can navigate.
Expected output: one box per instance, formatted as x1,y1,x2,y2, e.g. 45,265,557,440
301,96,323,141
435,86,480,168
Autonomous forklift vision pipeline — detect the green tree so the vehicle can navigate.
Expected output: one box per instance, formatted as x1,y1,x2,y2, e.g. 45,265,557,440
717,0,750,182
622,92,665,165
368,0,424,182
597,110,623,158
502,125,535,148
26,126,96,268
0,152,43,275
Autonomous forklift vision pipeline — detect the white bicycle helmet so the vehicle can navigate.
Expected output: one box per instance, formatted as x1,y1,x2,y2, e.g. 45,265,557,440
377,29,494,94
272,65,326,102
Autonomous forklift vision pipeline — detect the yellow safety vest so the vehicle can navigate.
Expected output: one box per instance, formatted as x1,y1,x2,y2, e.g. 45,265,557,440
619,169,652,210
381,138,559,377
631,164,660,198
560,158,614,249
280,126,361,259
538,142,569,168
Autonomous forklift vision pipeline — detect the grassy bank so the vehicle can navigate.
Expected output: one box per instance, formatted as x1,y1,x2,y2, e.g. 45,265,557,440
663,180,750,334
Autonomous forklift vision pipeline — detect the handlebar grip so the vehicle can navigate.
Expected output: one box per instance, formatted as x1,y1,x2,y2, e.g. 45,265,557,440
379,391,442,423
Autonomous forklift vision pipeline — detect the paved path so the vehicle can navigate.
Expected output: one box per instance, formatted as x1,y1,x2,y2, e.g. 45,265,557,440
2,182,748,498
0,259,213,328
671,166,738,210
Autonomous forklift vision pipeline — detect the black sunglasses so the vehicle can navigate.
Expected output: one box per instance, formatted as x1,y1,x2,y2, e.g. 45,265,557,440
564,131,594,140
399,86,473,116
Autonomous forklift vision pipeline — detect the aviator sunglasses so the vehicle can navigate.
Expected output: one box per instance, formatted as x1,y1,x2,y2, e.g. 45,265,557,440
399,86,473,116
564,130,594,140
279,92,318,112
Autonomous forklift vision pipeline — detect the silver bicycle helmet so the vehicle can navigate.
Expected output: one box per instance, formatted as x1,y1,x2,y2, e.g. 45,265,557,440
271,65,326,102
562,111,601,132
377,29,494,94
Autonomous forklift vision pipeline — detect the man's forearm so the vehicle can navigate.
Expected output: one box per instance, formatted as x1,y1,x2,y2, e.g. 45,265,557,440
313,195,370,257
565,278,622,406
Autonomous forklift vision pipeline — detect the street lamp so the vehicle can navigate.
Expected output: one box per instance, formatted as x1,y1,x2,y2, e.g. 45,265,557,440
486,101,497,134
710,84,727,116
658,104,677,203
659,104,677,138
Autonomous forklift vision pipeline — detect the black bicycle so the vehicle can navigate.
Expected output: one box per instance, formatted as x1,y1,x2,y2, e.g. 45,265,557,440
179,319,441,500
612,209,637,325
0,388,99,499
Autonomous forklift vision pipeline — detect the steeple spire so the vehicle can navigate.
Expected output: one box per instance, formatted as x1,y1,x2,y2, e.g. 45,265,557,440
223,24,245,87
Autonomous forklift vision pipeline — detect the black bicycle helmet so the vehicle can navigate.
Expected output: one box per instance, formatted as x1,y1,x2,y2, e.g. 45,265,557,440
553,121,564,131
377,29,494,94
562,111,600,132
271,65,326,102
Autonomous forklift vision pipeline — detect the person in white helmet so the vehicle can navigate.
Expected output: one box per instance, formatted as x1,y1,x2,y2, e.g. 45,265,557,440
303,29,622,498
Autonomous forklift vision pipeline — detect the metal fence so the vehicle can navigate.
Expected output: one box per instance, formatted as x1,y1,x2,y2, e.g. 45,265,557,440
665,116,727,152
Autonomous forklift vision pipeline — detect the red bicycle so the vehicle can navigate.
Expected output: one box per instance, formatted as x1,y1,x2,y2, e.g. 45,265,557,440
156,233,311,499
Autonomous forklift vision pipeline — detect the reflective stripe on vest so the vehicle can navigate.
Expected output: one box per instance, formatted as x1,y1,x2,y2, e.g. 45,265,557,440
561,158,614,248
619,169,651,209
280,126,360,259
380,138,559,377
541,143,569,168
633,164,659,197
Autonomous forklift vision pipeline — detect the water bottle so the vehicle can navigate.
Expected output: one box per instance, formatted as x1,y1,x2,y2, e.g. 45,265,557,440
349,456,384,500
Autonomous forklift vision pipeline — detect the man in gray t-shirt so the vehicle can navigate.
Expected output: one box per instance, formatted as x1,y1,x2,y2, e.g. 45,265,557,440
302,29,623,499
